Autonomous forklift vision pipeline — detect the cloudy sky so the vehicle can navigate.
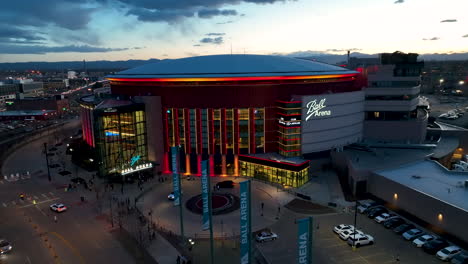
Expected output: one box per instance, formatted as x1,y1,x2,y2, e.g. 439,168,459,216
1,0,467,62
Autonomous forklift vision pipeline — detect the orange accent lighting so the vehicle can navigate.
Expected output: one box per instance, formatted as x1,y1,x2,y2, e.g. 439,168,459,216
107,73,356,83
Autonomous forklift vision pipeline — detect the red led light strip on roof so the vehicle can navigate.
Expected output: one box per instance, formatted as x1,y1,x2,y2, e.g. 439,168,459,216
107,73,356,83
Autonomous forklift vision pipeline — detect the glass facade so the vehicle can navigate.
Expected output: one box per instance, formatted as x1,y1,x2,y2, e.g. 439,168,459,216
165,107,264,155
95,106,147,176
239,158,309,188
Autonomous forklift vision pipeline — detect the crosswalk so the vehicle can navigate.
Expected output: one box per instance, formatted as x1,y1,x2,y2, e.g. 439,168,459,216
2,192,58,208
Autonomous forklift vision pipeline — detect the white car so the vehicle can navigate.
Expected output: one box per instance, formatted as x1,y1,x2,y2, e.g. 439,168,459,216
374,213,397,223
412,235,436,247
339,229,363,241
333,224,355,234
436,246,461,261
50,203,67,213
255,230,278,243
347,234,374,247
402,228,423,240
167,192,175,201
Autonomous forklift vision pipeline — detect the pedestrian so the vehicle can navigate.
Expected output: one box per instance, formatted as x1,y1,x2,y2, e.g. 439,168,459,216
54,215,57,223
176,255,180,264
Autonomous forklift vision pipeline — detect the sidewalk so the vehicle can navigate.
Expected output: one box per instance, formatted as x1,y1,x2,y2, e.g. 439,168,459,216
297,168,353,209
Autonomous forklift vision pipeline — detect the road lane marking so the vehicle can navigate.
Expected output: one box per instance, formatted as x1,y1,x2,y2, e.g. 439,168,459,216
0,180,3,184
50,231,86,264
33,195,39,199
41,194,48,198
19,197,59,208
19,199,25,204
11,201,16,205
2,203,6,207
26,256,31,264
49,192,54,195
35,205,47,216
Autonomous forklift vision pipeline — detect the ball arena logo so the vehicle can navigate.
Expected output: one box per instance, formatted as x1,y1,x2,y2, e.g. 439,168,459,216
305,98,331,121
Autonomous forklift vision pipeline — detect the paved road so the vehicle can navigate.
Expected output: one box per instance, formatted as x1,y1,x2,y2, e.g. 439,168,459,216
0,121,136,264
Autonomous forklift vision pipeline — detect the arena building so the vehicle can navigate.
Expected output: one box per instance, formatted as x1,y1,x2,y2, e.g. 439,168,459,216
81,54,365,186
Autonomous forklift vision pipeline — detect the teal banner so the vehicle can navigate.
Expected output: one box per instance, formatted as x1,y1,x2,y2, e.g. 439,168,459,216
201,160,210,230
171,147,180,206
297,217,313,264
239,180,251,264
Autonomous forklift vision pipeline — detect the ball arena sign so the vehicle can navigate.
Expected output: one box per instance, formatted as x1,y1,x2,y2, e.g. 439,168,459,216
305,98,331,121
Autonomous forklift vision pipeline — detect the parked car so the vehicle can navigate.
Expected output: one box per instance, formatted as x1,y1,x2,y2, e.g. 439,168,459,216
339,229,363,241
383,217,405,229
422,239,450,255
451,252,468,264
393,223,415,235
167,192,175,201
215,180,234,189
402,229,424,240
413,235,436,247
437,246,462,261
255,230,278,242
50,203,67,213
333,224,355,234
357,200,377,214
374,213,397,223
0,239,12,254
368,207,388,219
346,234,374,247
365,205,385,215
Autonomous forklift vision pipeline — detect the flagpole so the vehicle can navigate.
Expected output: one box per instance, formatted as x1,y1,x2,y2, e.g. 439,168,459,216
208,163,214,264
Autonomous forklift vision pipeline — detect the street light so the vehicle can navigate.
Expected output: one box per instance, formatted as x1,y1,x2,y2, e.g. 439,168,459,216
459,81,465,85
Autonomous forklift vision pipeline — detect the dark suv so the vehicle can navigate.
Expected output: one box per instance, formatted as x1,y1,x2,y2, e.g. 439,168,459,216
383,217,405,229
368,207,388,219
393,223,415,235
422,239,449,255
451,253,468,264
215,180,234,189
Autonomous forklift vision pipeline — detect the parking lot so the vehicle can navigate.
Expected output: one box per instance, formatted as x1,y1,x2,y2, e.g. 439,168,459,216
258,208,441,264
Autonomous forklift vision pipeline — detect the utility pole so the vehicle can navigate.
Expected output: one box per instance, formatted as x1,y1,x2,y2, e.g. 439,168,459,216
44,143,51,182
352,199,358,250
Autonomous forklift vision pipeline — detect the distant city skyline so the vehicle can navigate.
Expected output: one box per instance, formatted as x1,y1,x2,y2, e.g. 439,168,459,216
1,0,468,62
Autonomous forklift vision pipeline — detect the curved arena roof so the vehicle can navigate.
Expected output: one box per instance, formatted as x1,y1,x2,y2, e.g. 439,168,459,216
108,54,357,80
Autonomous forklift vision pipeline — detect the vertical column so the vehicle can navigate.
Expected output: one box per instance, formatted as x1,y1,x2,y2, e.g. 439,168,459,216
221,109,227,154
185,154,191,175
196,109,203,154
234,155,239,176
221,109,227,176
174,108,180,146
209,155,215,176
162,107,171,173
234,108,240,155
197,154,202,176
208,108,215,176
184,109,191,175
208,109,215,155
249,108,256,154
221,155,227,176
184,108,191,154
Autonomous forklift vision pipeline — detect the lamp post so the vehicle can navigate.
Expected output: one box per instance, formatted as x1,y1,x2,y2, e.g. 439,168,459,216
43,143,51,182
352,199,358,250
